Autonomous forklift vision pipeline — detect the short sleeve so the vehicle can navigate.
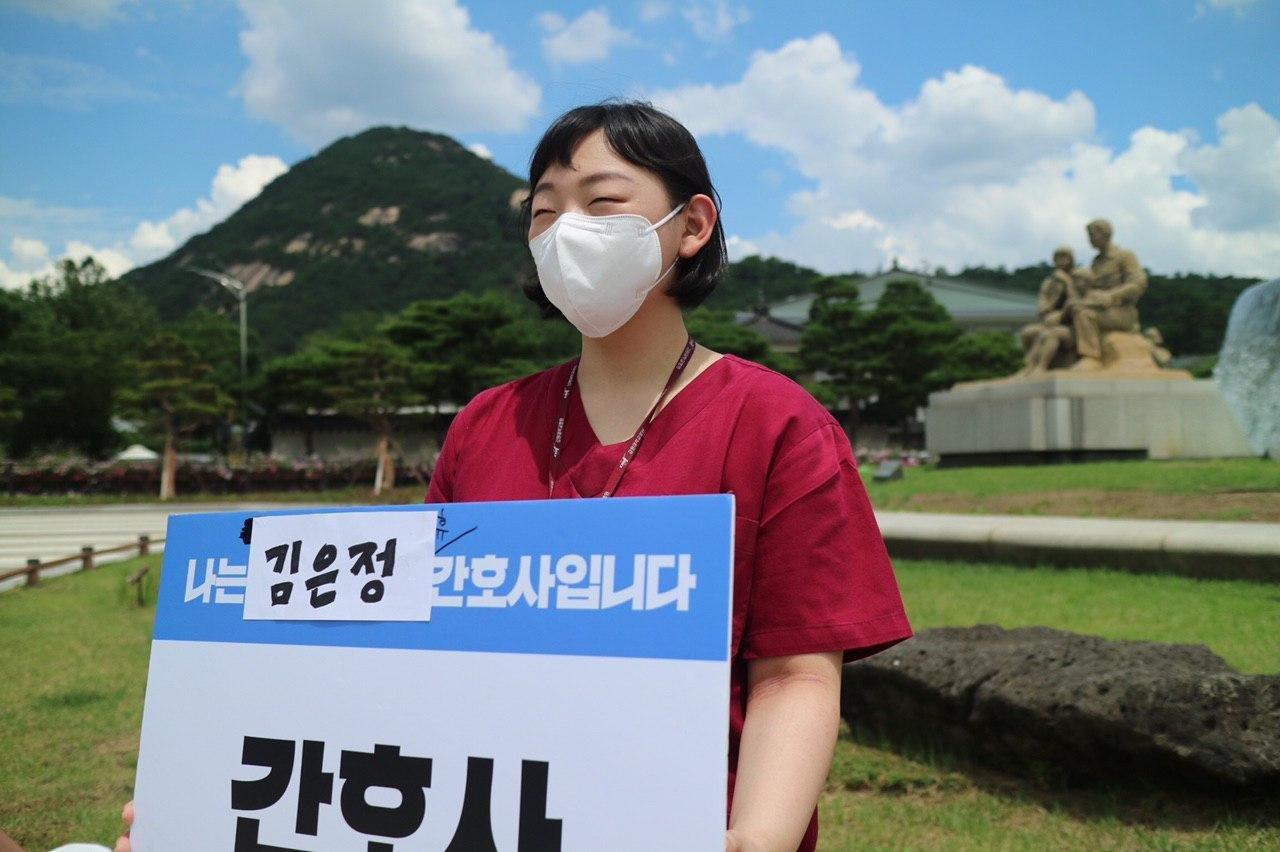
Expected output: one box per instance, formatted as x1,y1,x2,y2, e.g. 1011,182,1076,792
743,423,913,662
425,407,466,504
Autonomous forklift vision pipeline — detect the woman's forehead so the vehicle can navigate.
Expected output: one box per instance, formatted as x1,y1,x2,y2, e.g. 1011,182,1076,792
536,130,650,190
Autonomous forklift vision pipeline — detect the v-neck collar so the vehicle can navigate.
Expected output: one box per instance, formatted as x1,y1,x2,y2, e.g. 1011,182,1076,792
568,353,733,452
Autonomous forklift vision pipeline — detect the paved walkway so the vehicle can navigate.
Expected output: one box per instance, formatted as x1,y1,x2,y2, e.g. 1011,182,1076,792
0,502,326,592
2,504,1277,592
877,512,1280,581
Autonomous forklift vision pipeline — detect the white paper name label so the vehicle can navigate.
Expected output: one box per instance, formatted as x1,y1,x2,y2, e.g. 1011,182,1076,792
243,511,438,621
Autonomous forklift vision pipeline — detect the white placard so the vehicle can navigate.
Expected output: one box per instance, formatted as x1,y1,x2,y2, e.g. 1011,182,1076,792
243,510,438,621
135,497,734,850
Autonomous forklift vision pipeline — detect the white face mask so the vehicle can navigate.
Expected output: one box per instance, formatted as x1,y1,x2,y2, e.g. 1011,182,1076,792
528,203,685,338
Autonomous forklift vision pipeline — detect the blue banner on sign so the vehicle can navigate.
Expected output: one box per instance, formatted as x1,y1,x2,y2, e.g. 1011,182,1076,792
155,495,733,663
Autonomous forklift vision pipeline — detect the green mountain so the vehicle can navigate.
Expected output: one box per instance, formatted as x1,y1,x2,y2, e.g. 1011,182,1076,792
123,122,1247,359
122,126,535,355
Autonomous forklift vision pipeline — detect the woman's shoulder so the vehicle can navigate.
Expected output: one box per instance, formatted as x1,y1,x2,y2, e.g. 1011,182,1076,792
455,360,572,427
717,354,840,434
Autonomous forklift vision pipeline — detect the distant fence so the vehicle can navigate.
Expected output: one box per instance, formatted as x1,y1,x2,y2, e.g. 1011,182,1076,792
0,534,164,590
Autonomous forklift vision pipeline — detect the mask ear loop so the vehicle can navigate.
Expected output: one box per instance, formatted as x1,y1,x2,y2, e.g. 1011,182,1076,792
645,202,686,233
648,202,687,289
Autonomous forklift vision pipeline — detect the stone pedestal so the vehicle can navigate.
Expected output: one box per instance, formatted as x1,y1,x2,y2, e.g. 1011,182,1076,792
925,372,1256,465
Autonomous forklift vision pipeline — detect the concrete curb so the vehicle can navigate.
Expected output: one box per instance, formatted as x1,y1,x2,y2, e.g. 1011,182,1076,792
877,511,1280,581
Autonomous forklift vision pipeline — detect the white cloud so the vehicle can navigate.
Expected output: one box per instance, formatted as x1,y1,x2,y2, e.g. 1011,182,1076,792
126,154,288,259
538,8,633,65
638,0,671,23
0,0,136,28
467,142,493,159
1181,104,1280,230
652,33,1280,278
824,210,885,233
682,0,750,41
10,236,49,267
0,155,288,290
64,240,133,277
237,0,541,146
725,234,760,261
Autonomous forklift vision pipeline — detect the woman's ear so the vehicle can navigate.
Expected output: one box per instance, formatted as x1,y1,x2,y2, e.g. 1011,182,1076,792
678,193,717,259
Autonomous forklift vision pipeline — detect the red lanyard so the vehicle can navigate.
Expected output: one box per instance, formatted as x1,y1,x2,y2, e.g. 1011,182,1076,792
549,337,697,498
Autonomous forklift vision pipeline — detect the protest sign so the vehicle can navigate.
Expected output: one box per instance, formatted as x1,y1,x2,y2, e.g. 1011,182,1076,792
131,495,734,851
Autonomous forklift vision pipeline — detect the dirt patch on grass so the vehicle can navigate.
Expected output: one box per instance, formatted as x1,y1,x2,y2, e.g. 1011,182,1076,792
885,489,1280,522
92,731,139,759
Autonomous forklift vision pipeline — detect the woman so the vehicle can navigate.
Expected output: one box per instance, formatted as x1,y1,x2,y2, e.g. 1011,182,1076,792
118,101,912,852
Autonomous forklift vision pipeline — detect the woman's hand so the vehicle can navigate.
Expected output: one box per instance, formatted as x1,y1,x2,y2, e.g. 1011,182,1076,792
113,800,133,852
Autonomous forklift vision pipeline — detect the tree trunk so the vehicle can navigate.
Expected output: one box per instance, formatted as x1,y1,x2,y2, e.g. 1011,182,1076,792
836,397,861,450
160,433,177,501
372,432,395,496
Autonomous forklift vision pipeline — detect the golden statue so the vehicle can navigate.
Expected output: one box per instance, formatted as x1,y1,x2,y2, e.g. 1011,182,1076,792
1018,246,1087,374
1015,219,1175,377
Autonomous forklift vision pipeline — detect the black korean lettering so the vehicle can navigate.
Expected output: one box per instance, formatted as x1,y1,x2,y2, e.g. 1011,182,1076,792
377,538,396,577
314,543,338,571
443,757,498,852
232,736,295,811
233,816,310,852
360,580,385,603
518,760,562,852
265,541,302,576
338,743,432,839
295,739,334,837
349,539,396,577
351,539,395,604
306,543,339,608
270,581,293,606
304,573,337,607
349,542,376,575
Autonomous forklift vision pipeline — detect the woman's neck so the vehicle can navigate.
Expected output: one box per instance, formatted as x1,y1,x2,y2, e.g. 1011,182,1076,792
577,298,689,392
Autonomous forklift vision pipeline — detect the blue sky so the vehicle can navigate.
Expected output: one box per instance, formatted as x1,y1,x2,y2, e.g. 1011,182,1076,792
2,0,1278,289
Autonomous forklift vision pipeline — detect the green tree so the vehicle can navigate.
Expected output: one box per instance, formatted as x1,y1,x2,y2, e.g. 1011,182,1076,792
0,258,157,458
684,307,794,374
930,331,1024,388
258,349,337,458
709,255,860,312
382,292,574,406
799,277,877,444
117,333,233,500
313,336,424,495
862,280,961,433
168,307,265,453
266,335,425,494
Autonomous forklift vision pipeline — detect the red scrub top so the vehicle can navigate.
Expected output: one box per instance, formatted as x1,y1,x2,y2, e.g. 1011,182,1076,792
426,353,913,852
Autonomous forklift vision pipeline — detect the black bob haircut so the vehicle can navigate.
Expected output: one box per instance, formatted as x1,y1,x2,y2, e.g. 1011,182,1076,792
520,100,729,316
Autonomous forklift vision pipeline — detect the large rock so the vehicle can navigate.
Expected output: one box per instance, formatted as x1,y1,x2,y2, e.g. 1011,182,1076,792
1215,277,1280,458
842,625,1280,792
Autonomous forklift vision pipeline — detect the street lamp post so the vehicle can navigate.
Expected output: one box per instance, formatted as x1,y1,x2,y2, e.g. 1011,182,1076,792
189,267,249,456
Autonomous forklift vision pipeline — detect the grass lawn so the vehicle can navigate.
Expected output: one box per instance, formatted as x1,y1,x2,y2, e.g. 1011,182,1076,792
864,457,1280,522
1,556,1275,849
819,727,1277,850
896,559,1280,675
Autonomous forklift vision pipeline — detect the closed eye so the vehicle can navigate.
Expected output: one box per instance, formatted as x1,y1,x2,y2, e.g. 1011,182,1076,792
590,197,624,205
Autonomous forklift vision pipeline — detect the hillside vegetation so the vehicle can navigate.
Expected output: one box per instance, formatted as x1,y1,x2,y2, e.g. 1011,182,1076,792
118,125,1256,359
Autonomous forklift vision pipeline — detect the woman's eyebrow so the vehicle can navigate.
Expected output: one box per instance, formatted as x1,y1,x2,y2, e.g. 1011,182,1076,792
578,170,636,189
533,170,635,197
